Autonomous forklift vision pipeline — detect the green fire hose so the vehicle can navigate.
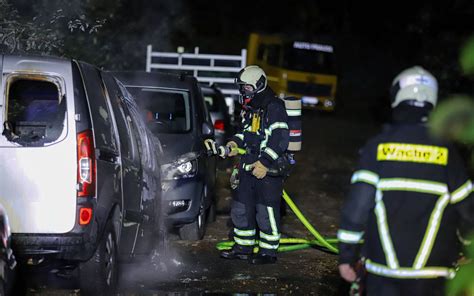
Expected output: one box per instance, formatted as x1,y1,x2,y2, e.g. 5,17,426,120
216,148,339,254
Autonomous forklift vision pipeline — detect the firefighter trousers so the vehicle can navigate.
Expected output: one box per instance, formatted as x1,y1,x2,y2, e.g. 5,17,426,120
231,169,283,257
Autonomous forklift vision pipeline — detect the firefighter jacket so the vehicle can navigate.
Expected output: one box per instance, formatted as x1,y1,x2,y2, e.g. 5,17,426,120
230,88,289,170
338,111,474,280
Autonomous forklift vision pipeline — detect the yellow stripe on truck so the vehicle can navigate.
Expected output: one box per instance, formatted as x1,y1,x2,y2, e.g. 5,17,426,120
377,143,448,166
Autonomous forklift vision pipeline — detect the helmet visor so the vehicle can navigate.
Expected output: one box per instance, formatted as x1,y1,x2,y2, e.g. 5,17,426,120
238,84,256,97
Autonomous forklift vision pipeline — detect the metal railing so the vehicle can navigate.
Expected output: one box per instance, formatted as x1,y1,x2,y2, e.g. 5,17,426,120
146,45,247,96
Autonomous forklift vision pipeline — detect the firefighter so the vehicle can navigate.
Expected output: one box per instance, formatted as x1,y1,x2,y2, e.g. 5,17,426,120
338,66,474,295
220,65,289,264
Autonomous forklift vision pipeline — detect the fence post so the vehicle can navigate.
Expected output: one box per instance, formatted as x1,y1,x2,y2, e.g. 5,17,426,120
194,47,199,78
241,48,247,68
146,44,152,72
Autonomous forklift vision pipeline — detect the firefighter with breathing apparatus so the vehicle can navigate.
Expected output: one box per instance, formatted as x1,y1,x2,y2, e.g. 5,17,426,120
212,65,291,264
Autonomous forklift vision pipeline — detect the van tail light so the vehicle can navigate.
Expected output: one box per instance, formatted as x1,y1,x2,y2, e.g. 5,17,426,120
77,130,96,197
79,207,93,225
214,119,225,131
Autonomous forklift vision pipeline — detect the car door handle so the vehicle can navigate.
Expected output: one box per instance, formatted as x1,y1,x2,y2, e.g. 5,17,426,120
96,148,119,163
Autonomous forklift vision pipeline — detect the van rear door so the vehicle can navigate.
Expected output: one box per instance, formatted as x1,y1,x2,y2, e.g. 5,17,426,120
0,56,77,234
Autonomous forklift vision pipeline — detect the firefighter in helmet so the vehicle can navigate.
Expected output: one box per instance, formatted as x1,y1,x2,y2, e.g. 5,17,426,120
220,65,289,264
337,66,474,295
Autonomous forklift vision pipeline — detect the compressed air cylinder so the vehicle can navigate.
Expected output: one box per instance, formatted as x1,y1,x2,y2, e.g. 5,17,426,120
283,96,302,152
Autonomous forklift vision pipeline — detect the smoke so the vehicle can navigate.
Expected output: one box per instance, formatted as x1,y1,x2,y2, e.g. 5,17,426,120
117,231,192,294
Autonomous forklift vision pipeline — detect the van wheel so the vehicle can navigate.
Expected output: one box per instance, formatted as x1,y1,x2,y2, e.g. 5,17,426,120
179,200,206,240
79,221,118,296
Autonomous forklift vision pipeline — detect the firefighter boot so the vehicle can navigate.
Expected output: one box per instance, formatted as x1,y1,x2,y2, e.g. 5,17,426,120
249,253,277,265
220,246,252,260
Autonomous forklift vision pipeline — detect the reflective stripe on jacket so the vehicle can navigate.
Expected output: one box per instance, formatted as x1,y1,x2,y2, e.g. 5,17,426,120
338,122,474,279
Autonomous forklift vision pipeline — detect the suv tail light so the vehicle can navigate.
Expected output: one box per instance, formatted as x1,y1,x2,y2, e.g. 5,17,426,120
77,130,96,197
214,119,225,131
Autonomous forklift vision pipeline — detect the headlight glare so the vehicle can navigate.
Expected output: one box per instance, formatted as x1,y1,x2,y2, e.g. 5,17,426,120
177,161,193,174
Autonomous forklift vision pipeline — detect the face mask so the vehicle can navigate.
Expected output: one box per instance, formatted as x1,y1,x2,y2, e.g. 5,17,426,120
238,84,255,106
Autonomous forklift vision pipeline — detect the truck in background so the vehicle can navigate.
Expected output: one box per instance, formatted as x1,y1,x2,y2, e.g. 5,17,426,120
247,32,338,111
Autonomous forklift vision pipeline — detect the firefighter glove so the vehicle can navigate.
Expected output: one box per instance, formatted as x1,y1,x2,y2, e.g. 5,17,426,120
204,139,218,156
339,263,357,283
226,141,239,157
252,161,268,179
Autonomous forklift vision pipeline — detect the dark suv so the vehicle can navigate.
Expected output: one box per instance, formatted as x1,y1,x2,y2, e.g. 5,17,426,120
0,55,163,295
201,84,234,147
111,71,217,240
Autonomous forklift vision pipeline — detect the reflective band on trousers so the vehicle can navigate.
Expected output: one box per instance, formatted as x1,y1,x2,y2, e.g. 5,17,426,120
337,229,364,244
378,178,447,195
234,228,256,236
351,170,379,186
234,237,256,246
260,231,280,241
267,206,279,236
259,241,279,249
451,180,473,204
365,260,456,279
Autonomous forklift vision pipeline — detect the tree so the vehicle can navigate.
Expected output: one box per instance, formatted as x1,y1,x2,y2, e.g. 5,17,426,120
0,0,106,57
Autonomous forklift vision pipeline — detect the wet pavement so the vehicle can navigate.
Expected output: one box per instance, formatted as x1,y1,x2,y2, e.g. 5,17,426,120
24,109,379,295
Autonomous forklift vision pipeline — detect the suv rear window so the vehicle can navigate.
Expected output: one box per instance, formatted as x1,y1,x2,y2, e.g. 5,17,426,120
127,87,191,134
3,78,66,146
203,93,221,112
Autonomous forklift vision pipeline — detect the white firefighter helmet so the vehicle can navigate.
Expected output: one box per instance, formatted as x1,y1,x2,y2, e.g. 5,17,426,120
390,66,438,108
235,65,267,96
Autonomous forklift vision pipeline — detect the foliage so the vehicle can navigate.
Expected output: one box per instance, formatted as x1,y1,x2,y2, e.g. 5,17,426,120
0,0,106,56
446,240,474,296
431,35,474,296
429,96,474,145
0,0,194,70
460,36,474,76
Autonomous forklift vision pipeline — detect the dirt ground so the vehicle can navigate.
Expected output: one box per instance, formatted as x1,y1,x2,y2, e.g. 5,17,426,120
26,108,380,295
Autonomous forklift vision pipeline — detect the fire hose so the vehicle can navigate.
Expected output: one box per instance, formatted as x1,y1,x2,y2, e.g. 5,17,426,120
204,140,339,254
216,189,339,254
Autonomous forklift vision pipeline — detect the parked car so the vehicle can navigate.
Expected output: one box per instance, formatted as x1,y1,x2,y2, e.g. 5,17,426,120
111,71,217,240
200,84,234,147
0,55,163,295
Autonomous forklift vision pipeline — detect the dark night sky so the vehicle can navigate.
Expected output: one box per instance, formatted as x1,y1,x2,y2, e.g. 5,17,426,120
10,0,474,113
114,0,474,111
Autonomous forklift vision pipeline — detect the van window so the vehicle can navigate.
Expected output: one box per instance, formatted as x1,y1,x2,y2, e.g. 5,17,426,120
204,94,220,112
78,63,118,151
101,73,135,161
3,77,66,146
118,82,153,170
127,87,191,134
117,95,139,162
